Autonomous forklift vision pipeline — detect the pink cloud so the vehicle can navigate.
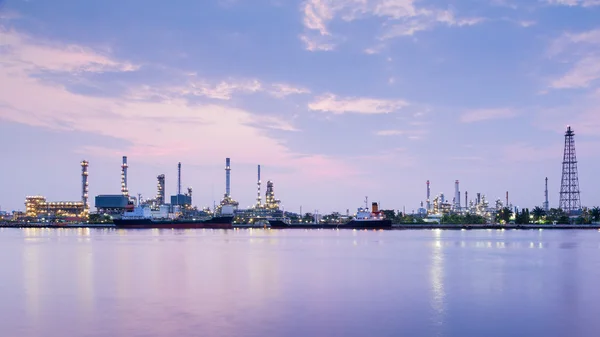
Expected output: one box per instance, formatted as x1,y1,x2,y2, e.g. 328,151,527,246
0,27,357,191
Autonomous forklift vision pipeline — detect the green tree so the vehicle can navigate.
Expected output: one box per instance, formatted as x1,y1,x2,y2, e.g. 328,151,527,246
516,208,530,224
88,213,112,224
532,206,546,223
381,210,397,222
591,207,600,222
496,207,513,224
581,207,591,224
546,208,565,223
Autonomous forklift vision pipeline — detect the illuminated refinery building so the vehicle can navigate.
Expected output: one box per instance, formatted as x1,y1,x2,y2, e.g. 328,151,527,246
265,180,281,210
217,158,239,213
24,160,90,221
25,196,86,220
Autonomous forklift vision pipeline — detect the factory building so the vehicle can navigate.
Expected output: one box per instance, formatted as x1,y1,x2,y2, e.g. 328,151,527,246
23,160,90,221
94,156,133,215
95,195,130,214
265,180,281,210
171,191,192,208
25,196,86,221
170,162,193,209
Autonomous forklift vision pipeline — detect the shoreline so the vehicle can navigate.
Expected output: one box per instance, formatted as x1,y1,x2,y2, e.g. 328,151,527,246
1,223,600,230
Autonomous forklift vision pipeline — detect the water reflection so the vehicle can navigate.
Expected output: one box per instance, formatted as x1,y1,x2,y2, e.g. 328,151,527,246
76,237,94,314
23,234,41,324
430,229,446,333
5,228,600,337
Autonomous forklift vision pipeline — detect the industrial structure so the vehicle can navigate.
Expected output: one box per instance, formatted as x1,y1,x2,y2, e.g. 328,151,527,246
256,165,262,208
422,179,497,222
265,181,281,210
226,158,231,198
81,160,89,215
24,159,89,221
454,180,461,211
543,177,549,212
95,156,132,215
156,174,166,205
559,126,582,214
218,158,239,212
426,180,431,212
170,162,192,208
121,156,129,197
25,196,86,221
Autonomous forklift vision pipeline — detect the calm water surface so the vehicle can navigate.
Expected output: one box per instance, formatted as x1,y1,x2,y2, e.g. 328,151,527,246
1,228,600,337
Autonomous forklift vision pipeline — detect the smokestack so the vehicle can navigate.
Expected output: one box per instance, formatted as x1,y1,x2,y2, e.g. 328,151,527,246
477,193,481,205
81,160,89,212
506,191,509,208
121,156,129,197
544,177,549,212
177,162,182,196
455,180,461,210
256,165,262,207
372,202,379,213
426,180,431,211
225,158,231,197
465,191,468,209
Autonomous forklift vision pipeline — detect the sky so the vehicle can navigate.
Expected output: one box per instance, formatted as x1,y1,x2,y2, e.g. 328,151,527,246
1,0,599,214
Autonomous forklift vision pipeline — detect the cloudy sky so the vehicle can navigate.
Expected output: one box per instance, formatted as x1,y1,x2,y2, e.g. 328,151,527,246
1,0,599,213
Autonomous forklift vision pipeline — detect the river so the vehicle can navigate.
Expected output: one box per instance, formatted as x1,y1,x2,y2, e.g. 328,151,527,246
1,228,599,337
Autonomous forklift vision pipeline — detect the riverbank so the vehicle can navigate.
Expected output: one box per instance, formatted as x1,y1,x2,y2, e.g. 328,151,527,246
2,222,600,230
393,224,600,230
0,223,115,228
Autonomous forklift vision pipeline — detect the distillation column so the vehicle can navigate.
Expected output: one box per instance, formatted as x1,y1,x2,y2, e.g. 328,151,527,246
121,156,129,197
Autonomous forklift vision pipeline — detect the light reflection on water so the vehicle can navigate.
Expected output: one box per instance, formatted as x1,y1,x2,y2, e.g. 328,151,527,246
1,228,600,336
430,229,446,334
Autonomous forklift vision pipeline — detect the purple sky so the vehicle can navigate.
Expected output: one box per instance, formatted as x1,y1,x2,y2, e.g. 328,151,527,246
1,0,599,213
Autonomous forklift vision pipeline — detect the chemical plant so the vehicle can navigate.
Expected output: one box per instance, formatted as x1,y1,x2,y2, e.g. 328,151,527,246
7,125,595,226
15,152,287,224
22,160,89,222
415,125,587,224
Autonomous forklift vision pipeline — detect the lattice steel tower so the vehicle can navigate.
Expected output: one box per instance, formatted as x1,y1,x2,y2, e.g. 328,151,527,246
559,126,581,213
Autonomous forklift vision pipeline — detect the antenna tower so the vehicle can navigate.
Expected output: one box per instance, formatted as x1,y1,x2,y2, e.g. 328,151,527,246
559,126,581,213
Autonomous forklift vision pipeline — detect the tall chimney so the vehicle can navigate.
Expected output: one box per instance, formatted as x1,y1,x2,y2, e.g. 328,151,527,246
177,162,182,195
81,160,89,213
477,193,481,205
465,191,468,210
455,180,461,210
121,156,129,197
256,165,262,207
426,180,431,211
506,191,509,208
225,158,231,197
544,177,549,212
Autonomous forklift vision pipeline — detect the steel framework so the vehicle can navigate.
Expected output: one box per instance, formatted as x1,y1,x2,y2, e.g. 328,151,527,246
559,126,581,213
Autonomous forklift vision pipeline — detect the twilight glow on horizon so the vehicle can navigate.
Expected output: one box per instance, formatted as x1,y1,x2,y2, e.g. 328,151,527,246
1,0,599,213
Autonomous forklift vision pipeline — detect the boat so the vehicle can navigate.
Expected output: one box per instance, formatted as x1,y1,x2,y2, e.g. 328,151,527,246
269,199,392,230
343,200,392,229
113,203,234,229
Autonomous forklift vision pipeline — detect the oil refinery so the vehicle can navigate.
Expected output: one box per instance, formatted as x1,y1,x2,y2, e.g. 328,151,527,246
15,153,287,224
6,125,597,226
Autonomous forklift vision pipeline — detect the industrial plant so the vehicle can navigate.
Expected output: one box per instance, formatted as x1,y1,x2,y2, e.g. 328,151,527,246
415,125,587,224
6,125,596,226
22,160,90,222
